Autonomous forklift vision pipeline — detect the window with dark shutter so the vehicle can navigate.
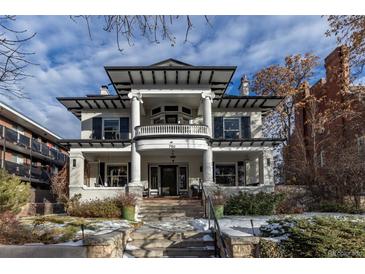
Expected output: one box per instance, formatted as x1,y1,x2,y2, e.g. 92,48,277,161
241,116,251,138
92,117,102,139
214,117,223,138
120,117,129,139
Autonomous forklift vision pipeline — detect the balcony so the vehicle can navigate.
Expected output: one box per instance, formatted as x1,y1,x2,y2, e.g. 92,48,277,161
134,124,210,139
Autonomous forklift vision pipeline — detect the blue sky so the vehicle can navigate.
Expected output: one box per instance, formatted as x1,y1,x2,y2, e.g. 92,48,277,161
1,16,337,139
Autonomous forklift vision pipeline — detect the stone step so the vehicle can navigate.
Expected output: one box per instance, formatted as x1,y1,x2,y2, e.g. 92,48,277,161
130,238,214,249
130,229,210,241
126,247,215,258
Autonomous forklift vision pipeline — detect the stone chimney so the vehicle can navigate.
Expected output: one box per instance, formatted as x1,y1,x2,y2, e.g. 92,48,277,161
239,74,249,95
100,85,109,95
324,45,350,93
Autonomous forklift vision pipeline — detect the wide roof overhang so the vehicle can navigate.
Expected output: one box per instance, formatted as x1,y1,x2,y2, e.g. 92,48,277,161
105,65,236,98
59,139,131,148
57,95,130,119
213,95,284,109
211,138,285,147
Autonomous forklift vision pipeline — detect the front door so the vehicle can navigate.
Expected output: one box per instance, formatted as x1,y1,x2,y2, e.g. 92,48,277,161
160,165,177,196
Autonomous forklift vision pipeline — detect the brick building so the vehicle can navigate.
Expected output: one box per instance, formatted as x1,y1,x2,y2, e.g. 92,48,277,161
286,45,365,180
0,101,68,202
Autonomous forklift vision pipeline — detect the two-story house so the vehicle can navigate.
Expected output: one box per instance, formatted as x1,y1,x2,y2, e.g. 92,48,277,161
58,59,284,201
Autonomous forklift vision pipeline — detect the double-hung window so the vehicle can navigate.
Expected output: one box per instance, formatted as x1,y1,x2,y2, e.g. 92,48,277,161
224,118,240,139
106,164,128,187
103,119,119,140
215,164,236,186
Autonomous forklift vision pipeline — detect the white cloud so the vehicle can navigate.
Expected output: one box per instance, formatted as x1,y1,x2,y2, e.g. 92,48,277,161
0,16,337,138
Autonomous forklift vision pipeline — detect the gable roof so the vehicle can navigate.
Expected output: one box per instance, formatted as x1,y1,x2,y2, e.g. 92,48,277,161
150,58,192,67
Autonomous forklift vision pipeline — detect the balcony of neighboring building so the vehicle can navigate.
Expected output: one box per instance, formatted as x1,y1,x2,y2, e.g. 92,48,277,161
1,158,54,185
0,124,68,166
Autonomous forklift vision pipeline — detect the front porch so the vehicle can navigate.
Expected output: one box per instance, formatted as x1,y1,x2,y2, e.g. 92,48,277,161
68,146,274,201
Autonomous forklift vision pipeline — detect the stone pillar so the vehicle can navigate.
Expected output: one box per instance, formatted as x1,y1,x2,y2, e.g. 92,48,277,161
69,150,84,198
258,149,274,191
127,92,143,197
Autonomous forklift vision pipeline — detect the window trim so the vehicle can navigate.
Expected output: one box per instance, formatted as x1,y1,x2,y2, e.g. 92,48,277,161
104,163,128,188
214,162,237,186
223,117,241,139
102,118,120,140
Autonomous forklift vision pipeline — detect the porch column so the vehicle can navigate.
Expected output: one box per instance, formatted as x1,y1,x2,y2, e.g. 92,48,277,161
128,92,142,196
202,91,214,136
203,147,214,184
69,150,84,197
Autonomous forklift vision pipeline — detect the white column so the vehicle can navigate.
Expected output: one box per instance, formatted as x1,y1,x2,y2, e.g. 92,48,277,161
203,147,214,184
128,93,143,198
202,92,214,136
69,150,84,187
202,91,214,184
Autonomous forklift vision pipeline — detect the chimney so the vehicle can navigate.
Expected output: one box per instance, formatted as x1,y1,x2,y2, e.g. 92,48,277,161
100,85,109,95
239,74,249,95
324,45,350,93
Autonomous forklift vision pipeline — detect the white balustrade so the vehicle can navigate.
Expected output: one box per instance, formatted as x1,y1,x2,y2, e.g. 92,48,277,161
135,124,209,138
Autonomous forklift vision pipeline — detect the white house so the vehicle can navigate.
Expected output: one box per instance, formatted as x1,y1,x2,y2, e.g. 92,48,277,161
58,59,284,201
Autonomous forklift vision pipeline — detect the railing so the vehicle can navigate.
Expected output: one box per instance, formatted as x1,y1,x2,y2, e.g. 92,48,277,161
4,160,30,177
135,124,209,138
200,181,229,258
0,124,67,165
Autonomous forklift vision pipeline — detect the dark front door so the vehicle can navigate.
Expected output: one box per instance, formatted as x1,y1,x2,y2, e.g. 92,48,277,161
160,165,177,196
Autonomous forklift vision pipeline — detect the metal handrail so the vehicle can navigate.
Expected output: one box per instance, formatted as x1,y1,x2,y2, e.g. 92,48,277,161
200,181,229,258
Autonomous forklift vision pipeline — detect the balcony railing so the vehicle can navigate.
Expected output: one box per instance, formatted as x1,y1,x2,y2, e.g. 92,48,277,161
135,124,209,138
0,125,67,165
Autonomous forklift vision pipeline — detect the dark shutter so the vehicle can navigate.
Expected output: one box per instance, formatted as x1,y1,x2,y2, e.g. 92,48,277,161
92,117,102,139
128,162,131,183
241,116,251,138
212,161,215,182
120,117,129,139
214,117,223,138
99,162,105,186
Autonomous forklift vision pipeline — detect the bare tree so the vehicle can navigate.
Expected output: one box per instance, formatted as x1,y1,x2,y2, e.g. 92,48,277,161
253,53,320,144
50,164,69,203
0,16,36,98
71,16,211,51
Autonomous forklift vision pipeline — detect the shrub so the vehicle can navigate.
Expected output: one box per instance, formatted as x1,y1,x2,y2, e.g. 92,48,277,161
260,217,365,258
117,193,137,207
312,200,363,214
0,212,34,244
224,191,284,215
0,169,31,214
67,195,121,218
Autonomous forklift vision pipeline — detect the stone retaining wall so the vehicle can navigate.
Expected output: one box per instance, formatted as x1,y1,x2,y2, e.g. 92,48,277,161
0,228,131,258
220,232,260,258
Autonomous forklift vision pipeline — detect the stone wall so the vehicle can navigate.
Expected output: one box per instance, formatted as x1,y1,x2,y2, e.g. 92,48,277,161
219,232,260,258
18,203,65,217
0,228,131,258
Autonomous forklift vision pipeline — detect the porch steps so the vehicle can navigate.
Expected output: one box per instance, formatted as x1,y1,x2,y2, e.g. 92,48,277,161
123,198,214,258
139,198,204,221
125,227,215,258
